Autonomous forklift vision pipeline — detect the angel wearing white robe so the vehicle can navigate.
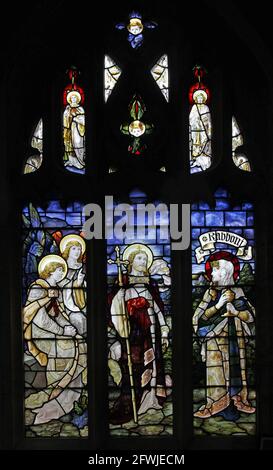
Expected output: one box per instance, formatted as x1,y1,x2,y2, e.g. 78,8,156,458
63,90,85,170
189,89,212,173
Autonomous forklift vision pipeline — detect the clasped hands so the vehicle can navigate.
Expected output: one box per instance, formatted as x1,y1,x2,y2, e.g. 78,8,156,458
214,289,238,317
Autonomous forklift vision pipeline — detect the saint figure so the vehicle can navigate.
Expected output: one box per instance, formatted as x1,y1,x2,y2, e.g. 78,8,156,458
192,251,255,418
108,244,171,424
23,254,87,424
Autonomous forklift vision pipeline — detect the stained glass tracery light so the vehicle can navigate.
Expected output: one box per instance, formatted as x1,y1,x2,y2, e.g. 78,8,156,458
116,11,157,49
151,54,169,102
23,119,43,174
63,67,86,174
104,55,122,102
120,95,154,155
232,116,251,172
189,65,212,174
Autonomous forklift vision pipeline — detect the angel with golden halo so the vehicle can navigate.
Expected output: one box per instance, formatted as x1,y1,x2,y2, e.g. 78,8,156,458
189,88,212,172
189,66,212,173
108,243,172,425
63,89,85,171
23,254,87,425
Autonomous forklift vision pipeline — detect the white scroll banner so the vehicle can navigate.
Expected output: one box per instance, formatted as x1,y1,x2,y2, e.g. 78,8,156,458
195,230,253,264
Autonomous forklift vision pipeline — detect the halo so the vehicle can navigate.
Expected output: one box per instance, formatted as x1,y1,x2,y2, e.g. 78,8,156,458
128,18,142,26
193,89,208,103
129,120,146,136
205,251,240,282
122,243,153,269
127,18,143,33
66,90,81,106
38,255,68,279
59,234,86,255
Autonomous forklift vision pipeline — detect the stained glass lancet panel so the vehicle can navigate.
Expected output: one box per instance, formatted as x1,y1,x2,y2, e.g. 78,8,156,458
63,68,86,174
189,66,212,174
192,189,256,436
23,119,43,174
22,201,88,438
104,55,122,102
151,54,169,102
107,190,173,436
232,116,252,172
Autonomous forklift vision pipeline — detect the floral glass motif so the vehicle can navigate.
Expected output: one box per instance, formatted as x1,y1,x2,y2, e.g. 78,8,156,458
151,54,169,102
192,189,256,436
232,116,251,172
23,201,88,438
189,65,212,174
24,119,43,174
116,11,157,49
120,95,154,155
107,190,173,436
104,55,122,102
63,67,86,174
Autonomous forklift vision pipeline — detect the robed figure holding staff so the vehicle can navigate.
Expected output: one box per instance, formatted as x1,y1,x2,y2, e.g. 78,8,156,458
108,244,171,424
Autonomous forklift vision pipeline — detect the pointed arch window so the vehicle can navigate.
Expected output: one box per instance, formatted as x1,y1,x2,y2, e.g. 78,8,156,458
4,1,270,455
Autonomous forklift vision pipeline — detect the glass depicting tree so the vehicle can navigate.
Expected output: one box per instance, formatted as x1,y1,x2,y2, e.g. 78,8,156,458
192,189,255,436
23,201,88,438
120,95,154,156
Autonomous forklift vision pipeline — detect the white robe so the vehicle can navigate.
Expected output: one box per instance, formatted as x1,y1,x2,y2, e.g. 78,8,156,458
23,279,87,425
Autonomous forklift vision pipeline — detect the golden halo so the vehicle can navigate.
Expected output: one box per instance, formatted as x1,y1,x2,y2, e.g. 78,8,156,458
193,89,208,103
59,234,86,255
67,90,81,106
122,243,153,269
38,255,67,279
129,120,146,136
128,18,143,29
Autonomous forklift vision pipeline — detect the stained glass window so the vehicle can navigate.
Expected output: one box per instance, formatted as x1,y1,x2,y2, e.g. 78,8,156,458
192,189,255,436
120,95,154,156
107,190,173,436
63,68,86,174
23,119,43,174
23,201,88,438
116,11,157,49
232,116,252,172
151,54,169,102
189,66,212,174
104,55,122,102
